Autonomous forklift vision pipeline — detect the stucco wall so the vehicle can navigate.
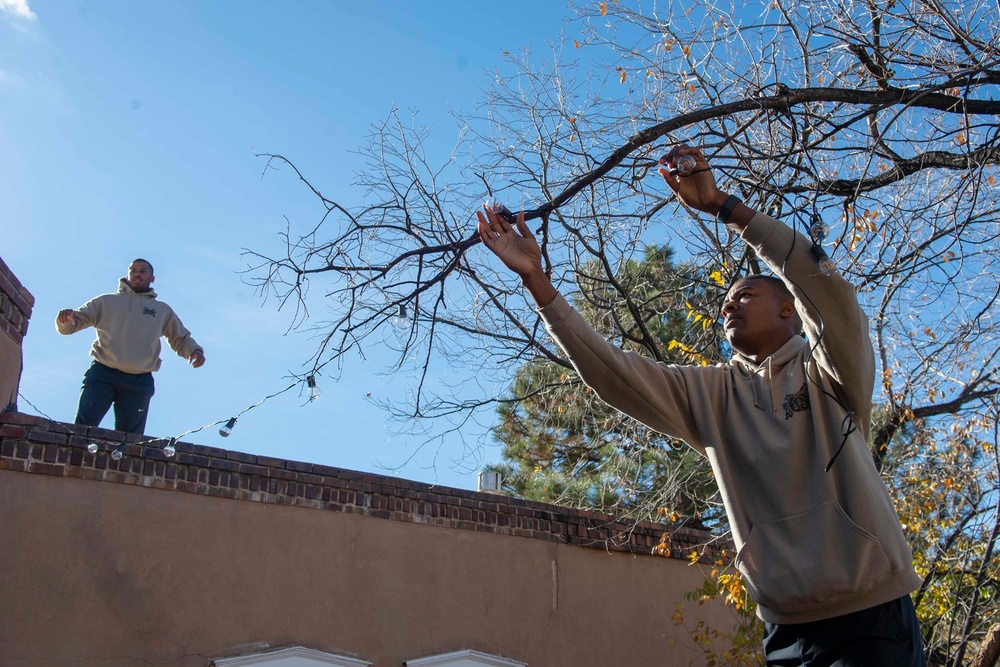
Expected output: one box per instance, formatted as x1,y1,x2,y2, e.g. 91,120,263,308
0,415,736,667
0,468,732,667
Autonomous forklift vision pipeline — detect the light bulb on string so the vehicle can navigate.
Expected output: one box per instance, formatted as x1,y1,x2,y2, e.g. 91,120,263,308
485,199,518,224
673,153,697,176
392,304,408,328
87,442,99,454
808,214,836,275
220,417,237,438
306,375,320,402
809,215,831,243
810,244,838,276
163,438,177,458
111,443,125,461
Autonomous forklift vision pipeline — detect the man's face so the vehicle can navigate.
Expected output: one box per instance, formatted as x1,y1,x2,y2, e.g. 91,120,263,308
127,261,154,292
721,278,794,360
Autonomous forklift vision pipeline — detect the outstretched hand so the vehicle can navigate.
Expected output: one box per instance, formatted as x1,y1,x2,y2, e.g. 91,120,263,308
57,309,77,327
476,204,542,278
657,145,728,216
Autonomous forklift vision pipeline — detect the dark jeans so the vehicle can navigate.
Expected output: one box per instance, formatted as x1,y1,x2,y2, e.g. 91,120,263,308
75,362,155,435
763,595,926,666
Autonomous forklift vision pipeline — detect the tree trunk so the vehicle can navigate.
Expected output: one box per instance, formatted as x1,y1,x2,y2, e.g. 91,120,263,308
971,624,1000,667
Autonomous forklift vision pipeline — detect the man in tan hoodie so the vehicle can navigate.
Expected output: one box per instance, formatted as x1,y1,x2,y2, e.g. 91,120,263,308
476,146,924,665
56,258,205,435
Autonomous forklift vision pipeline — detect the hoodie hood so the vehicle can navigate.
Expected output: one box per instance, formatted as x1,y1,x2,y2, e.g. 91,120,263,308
728,335,808,413
118,277,157,299
728,333,806,375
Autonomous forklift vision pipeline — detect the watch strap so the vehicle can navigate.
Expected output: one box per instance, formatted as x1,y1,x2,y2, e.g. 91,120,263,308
717,194,741,224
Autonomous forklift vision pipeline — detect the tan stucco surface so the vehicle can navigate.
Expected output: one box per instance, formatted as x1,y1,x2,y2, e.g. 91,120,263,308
0,469,733,666
0,331,22,409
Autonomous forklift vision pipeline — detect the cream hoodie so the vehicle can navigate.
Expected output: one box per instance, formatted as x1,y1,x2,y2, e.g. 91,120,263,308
538,211,921,624
56,279,203,374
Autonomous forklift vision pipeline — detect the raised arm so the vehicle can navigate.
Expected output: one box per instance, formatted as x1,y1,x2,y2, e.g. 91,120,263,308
660,147,874,421
476,204,557,308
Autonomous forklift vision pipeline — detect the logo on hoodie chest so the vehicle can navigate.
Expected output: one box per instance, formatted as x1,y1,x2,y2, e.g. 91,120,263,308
142,306,157,318
782,381,810,419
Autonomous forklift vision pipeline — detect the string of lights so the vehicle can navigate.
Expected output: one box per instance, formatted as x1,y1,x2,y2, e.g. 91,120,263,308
13,373,322,460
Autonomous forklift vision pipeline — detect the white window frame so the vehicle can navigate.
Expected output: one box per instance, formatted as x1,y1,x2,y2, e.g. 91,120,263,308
404,649,526,667
212,646,372,667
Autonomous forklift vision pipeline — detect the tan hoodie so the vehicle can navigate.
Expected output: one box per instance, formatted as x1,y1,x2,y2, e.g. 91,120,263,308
538,211,921,625
56,279,203,374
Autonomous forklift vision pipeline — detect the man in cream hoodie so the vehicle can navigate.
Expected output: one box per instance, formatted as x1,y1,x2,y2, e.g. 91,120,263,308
476,146,924,665
56,258,205,435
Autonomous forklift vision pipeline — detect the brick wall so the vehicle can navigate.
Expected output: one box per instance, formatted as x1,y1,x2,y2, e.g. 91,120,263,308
0,256,33,345
0,256,35,411
0,410,723,562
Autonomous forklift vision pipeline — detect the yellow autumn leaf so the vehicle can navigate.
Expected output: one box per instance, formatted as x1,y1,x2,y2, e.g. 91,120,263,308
956,132,967,145
619,70,626,83
599,1,607,15
573,40,581,49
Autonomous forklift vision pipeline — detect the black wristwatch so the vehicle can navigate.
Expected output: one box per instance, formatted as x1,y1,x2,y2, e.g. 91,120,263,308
716,194,741,224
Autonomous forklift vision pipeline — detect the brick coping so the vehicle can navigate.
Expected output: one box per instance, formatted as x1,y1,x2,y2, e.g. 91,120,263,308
0,411,724,562
0,255,35,344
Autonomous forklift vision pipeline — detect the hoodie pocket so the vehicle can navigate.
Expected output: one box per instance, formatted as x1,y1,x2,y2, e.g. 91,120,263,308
734,501,892,614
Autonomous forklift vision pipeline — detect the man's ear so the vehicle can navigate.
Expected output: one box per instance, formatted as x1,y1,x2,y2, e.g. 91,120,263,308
150,274,155,284
779,299,796,318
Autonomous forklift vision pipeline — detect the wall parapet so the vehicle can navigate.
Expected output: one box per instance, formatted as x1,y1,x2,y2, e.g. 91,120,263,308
0,411,724,562
0,256,34,345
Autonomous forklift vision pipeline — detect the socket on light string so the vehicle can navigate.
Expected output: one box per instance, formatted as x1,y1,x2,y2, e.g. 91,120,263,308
307,375,320,402
220,417,237,438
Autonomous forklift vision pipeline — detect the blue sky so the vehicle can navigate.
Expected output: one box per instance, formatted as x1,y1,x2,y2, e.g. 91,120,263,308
1,0,579,490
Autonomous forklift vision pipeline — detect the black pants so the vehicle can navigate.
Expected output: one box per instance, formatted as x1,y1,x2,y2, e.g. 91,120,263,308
75,362,155,435
763,596,926,666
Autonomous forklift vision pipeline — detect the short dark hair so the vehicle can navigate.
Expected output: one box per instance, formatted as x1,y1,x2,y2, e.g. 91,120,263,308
132,258,154,275
733,274,793,302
